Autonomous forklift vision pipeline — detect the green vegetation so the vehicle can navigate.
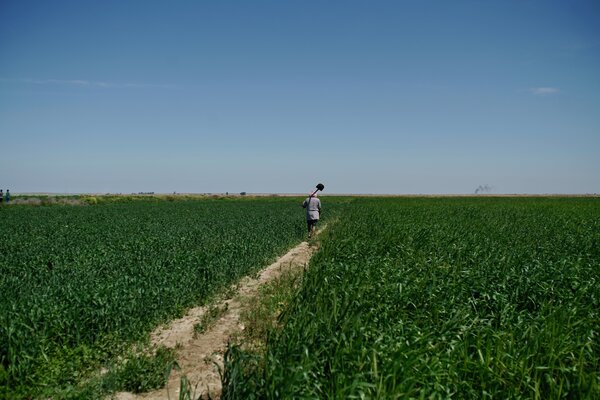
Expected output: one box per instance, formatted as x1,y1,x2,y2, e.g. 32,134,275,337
239,268,306,352
194,303,229,336
0,198,332,398
223,197,600,399
73,346,178,399
3,196,597,398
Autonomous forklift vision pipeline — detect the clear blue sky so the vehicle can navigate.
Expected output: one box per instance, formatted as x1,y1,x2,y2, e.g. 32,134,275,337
1,0,599,194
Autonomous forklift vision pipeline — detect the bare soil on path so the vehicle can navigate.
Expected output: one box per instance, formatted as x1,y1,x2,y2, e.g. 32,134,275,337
112,234,322,400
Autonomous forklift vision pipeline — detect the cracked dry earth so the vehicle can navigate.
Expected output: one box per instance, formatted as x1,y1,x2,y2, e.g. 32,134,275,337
112,235,321,400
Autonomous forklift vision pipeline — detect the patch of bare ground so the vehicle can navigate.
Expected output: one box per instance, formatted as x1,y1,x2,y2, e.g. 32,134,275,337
112,229,324,400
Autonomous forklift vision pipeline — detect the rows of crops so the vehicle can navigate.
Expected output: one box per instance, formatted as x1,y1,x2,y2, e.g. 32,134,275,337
223,198,600,399
0,198,325,398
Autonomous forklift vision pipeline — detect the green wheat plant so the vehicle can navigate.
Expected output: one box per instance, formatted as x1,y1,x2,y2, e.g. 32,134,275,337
223,197,600,399
0,197,341,398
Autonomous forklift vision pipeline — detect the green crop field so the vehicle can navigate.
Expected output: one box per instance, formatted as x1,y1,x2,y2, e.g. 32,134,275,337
0,197,337,399
223,197,600,399
1,197,598,399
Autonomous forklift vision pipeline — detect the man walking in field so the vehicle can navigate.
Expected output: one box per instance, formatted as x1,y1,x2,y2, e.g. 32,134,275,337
302,192,321,239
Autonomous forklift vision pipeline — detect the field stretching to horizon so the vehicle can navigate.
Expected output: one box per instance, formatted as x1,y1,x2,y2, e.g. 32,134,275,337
0,197,343,399
222,197,599,399
1,196,599,399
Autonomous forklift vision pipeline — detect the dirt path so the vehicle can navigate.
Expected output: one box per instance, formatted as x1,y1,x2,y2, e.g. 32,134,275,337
113,232,323,400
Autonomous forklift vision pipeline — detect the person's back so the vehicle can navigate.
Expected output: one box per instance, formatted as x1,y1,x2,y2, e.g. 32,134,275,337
303,195,321,221
302,194,322,238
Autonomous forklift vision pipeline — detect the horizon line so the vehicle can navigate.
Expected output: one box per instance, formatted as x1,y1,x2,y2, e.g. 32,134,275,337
9,192,600,198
